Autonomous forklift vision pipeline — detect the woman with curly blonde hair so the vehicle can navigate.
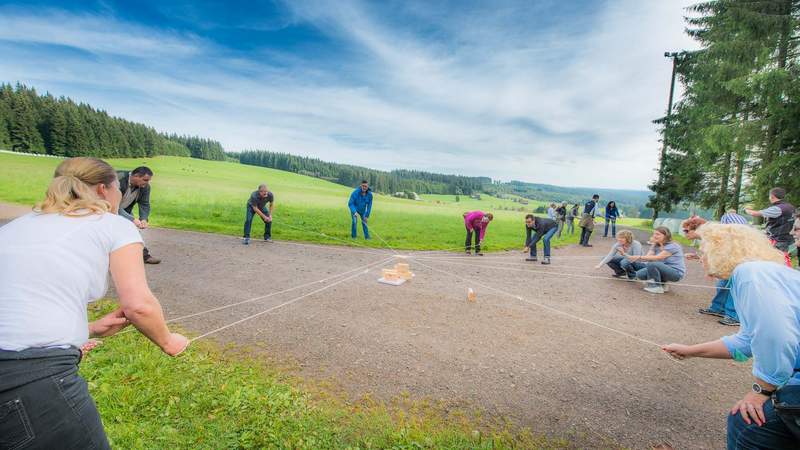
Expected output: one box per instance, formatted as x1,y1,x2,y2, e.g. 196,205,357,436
663,224,800,449
0,157,188,449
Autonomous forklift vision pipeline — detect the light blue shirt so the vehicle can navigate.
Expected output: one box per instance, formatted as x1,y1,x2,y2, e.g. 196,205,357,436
654,242,685,276
722,261,800,386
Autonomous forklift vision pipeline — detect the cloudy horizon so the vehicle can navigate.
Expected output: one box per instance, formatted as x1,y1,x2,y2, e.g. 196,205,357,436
0,0,699,190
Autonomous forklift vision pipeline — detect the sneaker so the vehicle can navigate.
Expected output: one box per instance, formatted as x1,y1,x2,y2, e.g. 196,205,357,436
541,257,551,265
698,308,724,317
144,255,161,264
612,273,626,278
475,252,484,256
626,276,636,282
465,250,471,255
243,238,250,245
644,284,665,294
264,237,272,242
662,284,670,293
719,317,740,326
526,257,538,262
583,244,593,248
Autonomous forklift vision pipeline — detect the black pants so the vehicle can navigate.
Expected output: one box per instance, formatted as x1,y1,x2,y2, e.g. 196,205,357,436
0,347,110,450
606,255,626,275
465,229,480,253
579,227,592,245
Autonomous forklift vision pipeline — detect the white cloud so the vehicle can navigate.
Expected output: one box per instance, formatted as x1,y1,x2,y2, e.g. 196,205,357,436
0,1,699,189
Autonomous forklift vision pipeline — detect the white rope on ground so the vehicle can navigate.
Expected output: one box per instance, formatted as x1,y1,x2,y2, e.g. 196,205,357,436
166,256,394,324
412,255,604,267
117,256,395,336
278,220,396,256
411,257,726,290
256,237,389,257
413,258,667,349
190,258,394,342
366,227,400,255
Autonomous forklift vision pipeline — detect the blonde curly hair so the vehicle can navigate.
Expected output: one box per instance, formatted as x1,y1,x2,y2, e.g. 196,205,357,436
698,223,785,279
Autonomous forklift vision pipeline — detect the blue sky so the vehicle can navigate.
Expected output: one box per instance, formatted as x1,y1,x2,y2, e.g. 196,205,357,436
0,0,697,189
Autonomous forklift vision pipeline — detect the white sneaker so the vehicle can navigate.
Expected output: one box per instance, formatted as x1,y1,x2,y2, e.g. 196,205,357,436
644,285,665,294
662,284,670,292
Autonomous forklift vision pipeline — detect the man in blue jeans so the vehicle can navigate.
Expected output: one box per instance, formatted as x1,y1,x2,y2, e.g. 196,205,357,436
348,180,373,239
243,184,274,245
523,214,557,265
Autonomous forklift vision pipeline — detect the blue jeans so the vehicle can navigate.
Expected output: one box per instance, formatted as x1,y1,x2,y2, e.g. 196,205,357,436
243,206,271,239
528,227,558,257
604,219,616,237
620,258,647,279
636,262,683,285
708,279,739,320
727,385,800,449
0,347,110,449
351,212,369,239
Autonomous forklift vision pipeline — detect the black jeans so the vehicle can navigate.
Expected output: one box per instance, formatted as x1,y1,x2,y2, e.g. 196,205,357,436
579,227,593,245
465,229,480,253
0,347,110,450
606,255,626,276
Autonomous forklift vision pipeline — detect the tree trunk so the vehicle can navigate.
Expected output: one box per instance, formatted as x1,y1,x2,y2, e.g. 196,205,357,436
716,150,733,220
731,147,745,211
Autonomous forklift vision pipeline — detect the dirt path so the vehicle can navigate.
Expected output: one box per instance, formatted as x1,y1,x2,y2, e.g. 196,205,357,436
1,204,748,449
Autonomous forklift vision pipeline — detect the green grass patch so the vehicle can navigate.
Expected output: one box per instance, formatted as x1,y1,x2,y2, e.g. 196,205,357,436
0,153,586,251
83,301,566,449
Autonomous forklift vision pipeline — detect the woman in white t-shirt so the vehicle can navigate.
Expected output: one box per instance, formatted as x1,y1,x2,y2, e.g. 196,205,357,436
0,157,188,449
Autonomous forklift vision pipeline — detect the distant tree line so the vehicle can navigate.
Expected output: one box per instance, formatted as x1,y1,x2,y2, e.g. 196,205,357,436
236,150,487,194
649,0,800,219
0,83,225,160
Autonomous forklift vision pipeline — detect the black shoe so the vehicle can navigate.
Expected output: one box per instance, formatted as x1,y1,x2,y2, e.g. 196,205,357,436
465,250,471,255
719,317,740,326
475,252,484,256
541,257,551,265
526,257,538,262
698,308,724,317
144,255,161,264
583,244,593,248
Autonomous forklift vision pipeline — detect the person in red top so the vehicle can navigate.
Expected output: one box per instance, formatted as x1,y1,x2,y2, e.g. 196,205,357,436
463,211,493,255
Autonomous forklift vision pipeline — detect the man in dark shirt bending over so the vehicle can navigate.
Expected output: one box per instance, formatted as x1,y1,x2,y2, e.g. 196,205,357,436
524,214,558,265
243,184,275,245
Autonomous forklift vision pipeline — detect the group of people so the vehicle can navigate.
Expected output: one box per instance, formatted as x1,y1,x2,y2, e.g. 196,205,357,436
2,155,799,449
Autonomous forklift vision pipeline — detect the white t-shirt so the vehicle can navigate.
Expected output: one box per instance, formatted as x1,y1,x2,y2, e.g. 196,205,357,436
0,212,143,351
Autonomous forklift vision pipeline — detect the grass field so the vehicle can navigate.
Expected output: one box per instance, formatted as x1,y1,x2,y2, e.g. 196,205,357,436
0,152,604,251
84,301,560,449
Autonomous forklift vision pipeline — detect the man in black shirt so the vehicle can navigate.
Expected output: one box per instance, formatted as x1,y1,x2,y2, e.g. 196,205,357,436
524,214,558,265
117,166,160,264
243,184,275,245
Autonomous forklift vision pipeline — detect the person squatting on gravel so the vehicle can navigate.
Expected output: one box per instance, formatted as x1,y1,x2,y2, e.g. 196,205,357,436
594,229,642,276
243,183,275,245
662,224,800,450
464,210,493,255
523,213,557,265
619,227,685,294
0,157,188,449
117,166,161,264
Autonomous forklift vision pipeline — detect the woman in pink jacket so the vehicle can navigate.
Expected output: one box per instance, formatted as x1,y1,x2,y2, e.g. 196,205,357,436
463,211,494,255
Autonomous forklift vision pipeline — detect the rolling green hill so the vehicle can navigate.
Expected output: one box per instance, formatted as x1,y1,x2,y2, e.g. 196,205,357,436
0,152,592,251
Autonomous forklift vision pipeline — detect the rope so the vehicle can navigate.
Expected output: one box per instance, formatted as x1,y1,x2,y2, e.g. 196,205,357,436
190,258,393,342
411,257,725,290
412,259,667,349
278,220,395,256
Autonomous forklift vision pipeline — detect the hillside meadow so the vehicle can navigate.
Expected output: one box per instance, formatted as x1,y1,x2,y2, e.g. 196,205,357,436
1,152,634,251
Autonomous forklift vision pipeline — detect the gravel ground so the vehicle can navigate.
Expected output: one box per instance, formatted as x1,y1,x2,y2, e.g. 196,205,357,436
1,204,751,449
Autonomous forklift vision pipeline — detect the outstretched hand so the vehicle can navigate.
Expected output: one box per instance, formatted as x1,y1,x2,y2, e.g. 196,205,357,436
89,308,130,338
661,343,693,360
162,333,190,357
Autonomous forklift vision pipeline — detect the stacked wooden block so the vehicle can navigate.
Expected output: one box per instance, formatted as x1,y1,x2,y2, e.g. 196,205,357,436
379,262,414,285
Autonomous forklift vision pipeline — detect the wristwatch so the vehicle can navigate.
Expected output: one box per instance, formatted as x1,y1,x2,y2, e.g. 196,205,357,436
752,383,775,397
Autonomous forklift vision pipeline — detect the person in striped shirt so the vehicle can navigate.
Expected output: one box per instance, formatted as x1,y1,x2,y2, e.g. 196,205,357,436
721,209,748,225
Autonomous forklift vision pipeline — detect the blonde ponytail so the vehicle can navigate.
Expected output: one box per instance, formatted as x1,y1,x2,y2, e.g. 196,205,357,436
35,157,118,216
